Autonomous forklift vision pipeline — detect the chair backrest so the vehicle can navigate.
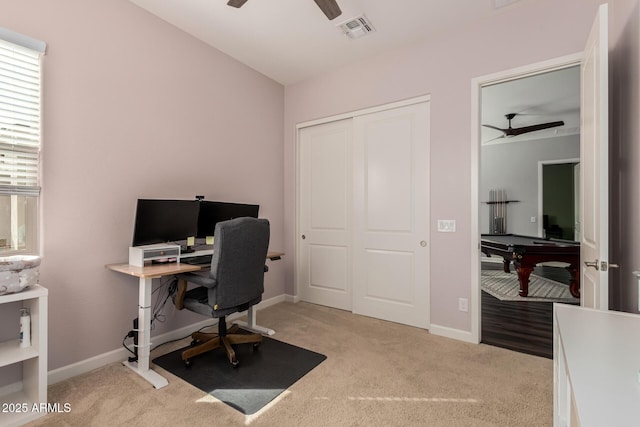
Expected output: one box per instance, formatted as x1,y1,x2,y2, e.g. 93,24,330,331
208,217,270,312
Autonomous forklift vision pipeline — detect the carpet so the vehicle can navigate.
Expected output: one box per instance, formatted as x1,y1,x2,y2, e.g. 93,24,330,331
153,331,326,415
481,268,579,303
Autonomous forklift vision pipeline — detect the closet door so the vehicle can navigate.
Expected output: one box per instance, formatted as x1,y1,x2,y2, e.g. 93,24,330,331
352,102,430,328
298,119,353,310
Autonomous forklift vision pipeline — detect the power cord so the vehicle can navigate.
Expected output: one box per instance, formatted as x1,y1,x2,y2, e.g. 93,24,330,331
122,276,179,361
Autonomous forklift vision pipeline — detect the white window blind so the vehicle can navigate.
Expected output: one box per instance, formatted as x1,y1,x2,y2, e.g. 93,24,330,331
0,34,44,197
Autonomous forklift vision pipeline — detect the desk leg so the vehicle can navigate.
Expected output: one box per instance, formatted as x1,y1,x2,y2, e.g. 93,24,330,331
233,306,275,336
122,276,168,389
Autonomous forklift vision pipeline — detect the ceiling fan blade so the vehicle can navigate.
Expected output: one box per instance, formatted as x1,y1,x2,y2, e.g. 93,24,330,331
227,0,248,8
509,121,564,136
482,124,507,133
484,135,506,144
313,0,342,20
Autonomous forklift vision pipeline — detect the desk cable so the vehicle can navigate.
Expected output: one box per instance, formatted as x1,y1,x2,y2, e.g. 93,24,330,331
121,276,182,362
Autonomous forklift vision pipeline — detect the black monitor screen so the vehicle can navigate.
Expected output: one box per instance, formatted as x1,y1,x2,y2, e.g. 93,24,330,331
196,201,259,238
132,199,199,246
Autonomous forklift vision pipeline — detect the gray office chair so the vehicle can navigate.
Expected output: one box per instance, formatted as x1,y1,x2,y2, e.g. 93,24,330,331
173,217,270,367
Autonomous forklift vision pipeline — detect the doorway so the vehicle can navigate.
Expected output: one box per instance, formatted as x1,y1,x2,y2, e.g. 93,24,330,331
470,55,583,353
539,159,580,241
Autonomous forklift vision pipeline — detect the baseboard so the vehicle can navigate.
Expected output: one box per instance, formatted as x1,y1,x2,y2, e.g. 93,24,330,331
47,294,287,385
283,294,299,303
429,323,478,344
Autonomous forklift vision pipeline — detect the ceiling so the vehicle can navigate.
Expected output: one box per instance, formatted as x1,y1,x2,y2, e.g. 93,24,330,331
481,66,580,144
128,0,580,143
129,0,522,85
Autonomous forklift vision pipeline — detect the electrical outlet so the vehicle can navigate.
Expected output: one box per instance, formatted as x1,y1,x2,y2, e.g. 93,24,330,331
530,216,537,223
458,297,468,312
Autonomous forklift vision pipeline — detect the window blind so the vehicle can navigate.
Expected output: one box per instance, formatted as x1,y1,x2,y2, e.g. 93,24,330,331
0,34,44,196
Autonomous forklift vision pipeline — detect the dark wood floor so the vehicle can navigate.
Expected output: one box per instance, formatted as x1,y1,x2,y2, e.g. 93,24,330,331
481,262,578,359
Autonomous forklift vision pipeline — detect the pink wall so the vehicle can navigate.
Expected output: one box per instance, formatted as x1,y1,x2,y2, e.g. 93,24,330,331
610,0,640,312
2,0,284,369
3,0,639,372
283,0,629,333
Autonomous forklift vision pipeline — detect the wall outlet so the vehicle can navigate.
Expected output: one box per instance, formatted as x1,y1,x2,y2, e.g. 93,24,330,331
530,216,537,223
458,297,468,312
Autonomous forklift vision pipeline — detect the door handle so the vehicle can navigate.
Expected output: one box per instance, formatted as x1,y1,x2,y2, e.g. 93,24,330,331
301,235,306,240
584,260,599,270
584,260,620,271
420,240,427,247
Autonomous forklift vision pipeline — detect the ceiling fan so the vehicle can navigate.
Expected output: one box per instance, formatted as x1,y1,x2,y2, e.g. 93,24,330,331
227,0,342,21
483,113,564,139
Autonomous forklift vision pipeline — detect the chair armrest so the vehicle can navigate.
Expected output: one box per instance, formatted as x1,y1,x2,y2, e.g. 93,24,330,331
175,279,187,310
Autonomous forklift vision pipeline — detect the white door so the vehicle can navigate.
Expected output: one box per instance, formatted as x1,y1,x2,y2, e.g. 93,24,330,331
298,119,353,310
352,102,430,328
580,3,610,310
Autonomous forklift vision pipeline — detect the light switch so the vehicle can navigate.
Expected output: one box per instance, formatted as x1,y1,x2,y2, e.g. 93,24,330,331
437,220,456,232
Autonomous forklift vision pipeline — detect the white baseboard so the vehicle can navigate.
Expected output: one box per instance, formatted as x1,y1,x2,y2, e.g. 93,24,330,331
47,294,288,385
429,323,479,344
283,294,298,303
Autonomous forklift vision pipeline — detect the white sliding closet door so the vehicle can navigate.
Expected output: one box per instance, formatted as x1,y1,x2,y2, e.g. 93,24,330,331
298,119,353,310
297,99,430,329
352,102,430,328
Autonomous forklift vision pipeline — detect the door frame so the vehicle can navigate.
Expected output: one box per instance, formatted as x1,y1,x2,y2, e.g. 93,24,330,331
294,94,430,301
470,53,582,344
537,158,580,238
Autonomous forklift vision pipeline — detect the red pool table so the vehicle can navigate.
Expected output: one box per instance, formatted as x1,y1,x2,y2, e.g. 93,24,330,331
481,233,580,298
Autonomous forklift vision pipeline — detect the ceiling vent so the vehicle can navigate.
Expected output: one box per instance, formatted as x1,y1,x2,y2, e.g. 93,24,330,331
337,15,376,39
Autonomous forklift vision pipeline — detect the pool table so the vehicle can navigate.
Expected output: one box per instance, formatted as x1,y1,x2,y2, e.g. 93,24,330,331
481,233,580,298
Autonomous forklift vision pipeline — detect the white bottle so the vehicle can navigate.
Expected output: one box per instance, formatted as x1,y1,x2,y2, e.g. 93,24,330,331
19,308,31,348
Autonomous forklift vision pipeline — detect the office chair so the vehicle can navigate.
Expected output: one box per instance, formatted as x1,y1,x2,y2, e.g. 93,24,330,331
173,217,270,367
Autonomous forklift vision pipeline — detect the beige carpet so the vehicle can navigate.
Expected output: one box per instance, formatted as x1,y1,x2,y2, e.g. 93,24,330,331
482,268,578,303
26,302,553,427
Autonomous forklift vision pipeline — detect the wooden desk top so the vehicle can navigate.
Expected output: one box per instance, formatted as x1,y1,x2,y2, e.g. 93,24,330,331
106,251,285,279
105,262,202,279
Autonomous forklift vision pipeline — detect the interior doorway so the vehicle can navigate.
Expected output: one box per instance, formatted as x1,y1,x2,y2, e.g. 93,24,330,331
539,159,580,241
470,54,582,354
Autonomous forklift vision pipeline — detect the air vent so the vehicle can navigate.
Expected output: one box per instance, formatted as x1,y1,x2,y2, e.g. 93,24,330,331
337,15,376,39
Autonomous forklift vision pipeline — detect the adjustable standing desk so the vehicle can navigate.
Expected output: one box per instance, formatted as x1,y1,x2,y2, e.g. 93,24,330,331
106,250,283,389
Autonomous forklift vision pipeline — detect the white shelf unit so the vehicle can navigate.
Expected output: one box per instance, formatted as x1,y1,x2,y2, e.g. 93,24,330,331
0,285,48,427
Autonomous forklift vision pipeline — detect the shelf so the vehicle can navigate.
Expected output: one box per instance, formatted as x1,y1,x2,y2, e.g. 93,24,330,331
0,285,48,304
482,200,520,204
0,339,39,367
0,284,48,427
0,389,45,427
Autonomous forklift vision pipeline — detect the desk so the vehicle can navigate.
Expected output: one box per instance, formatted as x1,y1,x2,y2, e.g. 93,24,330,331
481,234,580,298
106,250,283,389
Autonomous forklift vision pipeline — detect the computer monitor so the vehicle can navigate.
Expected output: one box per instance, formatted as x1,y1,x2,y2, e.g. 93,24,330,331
196,201,259,238
131,199,199,246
